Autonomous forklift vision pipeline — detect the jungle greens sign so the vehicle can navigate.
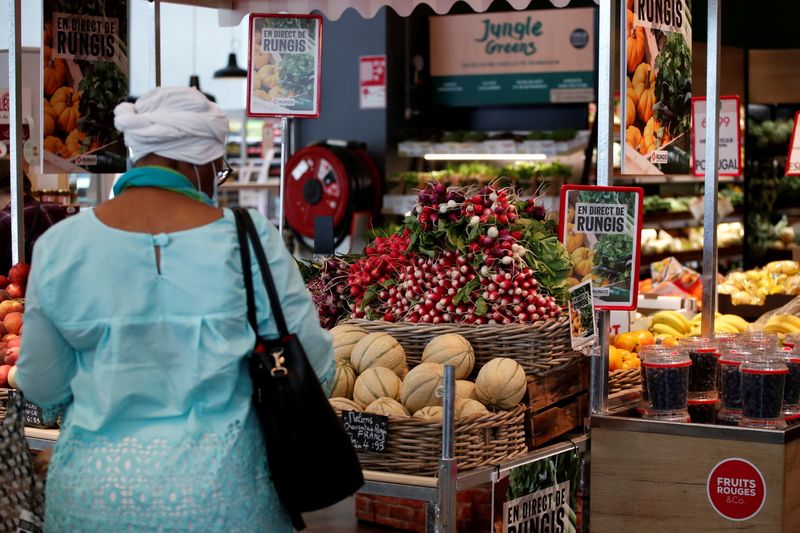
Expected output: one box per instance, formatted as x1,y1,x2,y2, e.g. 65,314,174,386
493,447,584,533
429,8,595,106
560,185,644,311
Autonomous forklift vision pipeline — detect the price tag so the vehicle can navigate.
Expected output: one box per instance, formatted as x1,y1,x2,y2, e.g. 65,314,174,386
786,111,800,176
691,96,742,177
341,410,388,452
7,389,45,427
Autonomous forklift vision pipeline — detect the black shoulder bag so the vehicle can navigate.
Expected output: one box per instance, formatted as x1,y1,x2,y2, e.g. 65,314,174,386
234,208,363,530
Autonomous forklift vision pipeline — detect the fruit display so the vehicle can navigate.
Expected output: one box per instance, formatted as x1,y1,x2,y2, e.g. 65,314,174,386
680,338,718,397
307,182,569,327
647,311,751,340
608,329,655,372
643,352,691,413
328,333,524,418
640,223,744,256
762,314,800,336
0,262,29,390
719,261,800,306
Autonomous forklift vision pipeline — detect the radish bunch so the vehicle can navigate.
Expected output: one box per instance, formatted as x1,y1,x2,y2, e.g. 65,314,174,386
416,183,465,231
308,257,351,329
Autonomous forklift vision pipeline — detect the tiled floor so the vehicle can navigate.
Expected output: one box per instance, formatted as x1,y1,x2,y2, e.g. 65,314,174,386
304,497,402,532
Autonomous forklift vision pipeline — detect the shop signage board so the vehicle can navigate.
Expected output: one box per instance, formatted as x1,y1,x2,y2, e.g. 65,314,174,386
621,0,692,175
560,185,644,310
691,96,742,177
706,458,766,521
786,111,800,176
568,280,597,350
359,55,386,109
493,447,583,532
341,410,388,452
429,8,595,106
41,0,129,174
247,14,323,118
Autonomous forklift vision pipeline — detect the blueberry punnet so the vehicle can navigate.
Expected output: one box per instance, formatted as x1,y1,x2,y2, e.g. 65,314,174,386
741,359,788,420
644,351,691,412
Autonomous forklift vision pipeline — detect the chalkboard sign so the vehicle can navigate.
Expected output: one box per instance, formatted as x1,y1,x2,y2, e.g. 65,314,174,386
341,410,388,452
7,389,46,428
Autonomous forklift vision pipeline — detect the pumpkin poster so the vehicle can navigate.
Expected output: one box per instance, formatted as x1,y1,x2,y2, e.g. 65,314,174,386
559,185,644,311
246,14,323,118
41,0,128,174
622,0,692,175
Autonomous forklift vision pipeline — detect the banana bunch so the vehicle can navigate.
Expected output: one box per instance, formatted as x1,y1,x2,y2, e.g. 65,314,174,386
650,311,692,338
763,314,800,335
686,312,750,336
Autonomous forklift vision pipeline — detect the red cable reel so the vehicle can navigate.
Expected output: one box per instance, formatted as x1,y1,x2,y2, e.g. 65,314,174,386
284,143,380,244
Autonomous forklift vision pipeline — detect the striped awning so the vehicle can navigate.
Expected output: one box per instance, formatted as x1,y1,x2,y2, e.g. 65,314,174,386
164,0,597,25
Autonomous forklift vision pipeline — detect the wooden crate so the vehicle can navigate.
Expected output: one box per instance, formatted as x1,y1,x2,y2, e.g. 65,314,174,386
591,419,800,532
523,357,589,448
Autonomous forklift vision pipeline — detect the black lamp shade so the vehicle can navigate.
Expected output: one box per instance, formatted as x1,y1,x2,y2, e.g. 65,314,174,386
188,75,217,102
214,53,247,79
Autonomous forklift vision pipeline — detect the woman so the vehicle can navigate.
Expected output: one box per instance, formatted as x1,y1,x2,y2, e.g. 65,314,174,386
16,86,334,531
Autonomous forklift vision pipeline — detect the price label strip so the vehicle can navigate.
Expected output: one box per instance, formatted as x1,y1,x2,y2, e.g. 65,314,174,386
341,410,388,452
691,95,742,177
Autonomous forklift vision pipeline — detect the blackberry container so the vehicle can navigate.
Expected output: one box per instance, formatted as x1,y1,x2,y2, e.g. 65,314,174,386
643,350,691,420
638,345,679,414
717,351,750,427
742,332,779,353
740,357,788,430
688,398,717,424
679,337,719,400
781,352,800,422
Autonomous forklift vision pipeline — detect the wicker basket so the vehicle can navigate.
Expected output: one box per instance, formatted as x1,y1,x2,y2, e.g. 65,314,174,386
345,316,581,376
339,405,527,475
608,368,642,394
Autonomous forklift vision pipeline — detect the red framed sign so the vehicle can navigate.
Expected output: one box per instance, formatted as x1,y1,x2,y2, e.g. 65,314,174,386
246,14,323,118
787,111,800,176
559,185,644,311
691,95,742,177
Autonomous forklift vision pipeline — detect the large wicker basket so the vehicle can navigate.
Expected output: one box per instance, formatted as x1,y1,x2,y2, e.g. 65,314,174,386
339,405,527,475
608,368,642,394
345,316,581,376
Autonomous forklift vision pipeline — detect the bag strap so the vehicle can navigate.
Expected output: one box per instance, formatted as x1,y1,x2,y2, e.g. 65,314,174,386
235,208,290,339
234,209,258,333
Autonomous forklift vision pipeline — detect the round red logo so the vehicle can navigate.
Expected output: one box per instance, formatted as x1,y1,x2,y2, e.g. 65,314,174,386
707,458,766,521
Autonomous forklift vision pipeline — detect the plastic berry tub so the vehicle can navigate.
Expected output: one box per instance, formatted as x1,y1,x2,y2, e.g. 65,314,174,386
644,351,691,414
680,338,719,399
741,358,788,429
742,332,779,353
688,398,717,424
782,354,800,421
638,345,679,406
719,351,749,410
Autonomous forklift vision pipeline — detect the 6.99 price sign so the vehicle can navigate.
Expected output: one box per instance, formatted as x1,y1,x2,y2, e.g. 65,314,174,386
691,96,742,177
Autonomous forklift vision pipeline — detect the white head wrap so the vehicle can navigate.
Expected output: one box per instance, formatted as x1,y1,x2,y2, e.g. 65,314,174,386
114,86,229,165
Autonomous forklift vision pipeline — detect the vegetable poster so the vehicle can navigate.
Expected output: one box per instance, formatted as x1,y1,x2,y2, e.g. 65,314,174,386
493,447,583,533
247,14,322,118
560,185,644,310
622,0,692,175
42,0,129,174
568,280,597,350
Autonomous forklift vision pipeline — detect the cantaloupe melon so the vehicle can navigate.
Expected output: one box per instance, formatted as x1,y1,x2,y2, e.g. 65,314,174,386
351,333,406,376
329,360,356,399
400,363,444,413
365,397,409,417
413,406,443,422
421,334,475,379
353,367,402,408
331,324,369,363
455,380,479,401
475,357,527,410
454,398,490,420
329,397,361,412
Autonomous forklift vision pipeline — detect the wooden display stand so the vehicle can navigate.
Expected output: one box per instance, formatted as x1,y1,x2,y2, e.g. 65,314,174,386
590,416,800,532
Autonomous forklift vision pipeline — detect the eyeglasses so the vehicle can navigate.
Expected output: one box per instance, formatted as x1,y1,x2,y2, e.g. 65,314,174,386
215,159,234,186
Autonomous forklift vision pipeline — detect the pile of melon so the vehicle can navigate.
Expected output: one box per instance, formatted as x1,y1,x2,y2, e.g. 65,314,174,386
328,325,527,422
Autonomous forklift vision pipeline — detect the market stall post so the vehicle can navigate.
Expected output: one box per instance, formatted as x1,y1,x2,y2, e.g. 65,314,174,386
701,0,722,337
149,0,162,87
278,116,288,234
437,365,457,532
8,0,25,265
590,0,616,417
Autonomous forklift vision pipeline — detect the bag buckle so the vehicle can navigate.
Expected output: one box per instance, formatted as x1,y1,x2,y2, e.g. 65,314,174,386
270,347,289,376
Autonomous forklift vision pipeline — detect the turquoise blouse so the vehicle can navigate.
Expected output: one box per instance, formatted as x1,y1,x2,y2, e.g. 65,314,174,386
16,207,334,532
